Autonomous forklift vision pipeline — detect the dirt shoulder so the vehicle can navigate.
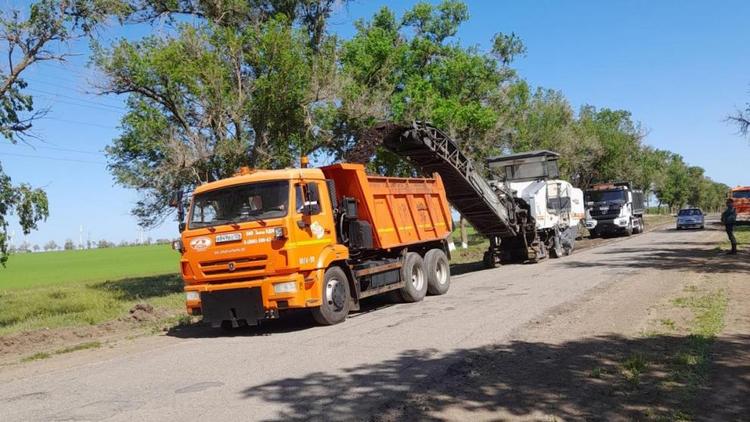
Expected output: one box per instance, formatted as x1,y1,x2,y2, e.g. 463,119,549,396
0,304,186,368
381,225,750,421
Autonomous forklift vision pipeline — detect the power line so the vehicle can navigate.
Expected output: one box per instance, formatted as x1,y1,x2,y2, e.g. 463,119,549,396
31,94,125,114
0,151,107,165
44,117,119,130
4,143,105,156
28,88,127,111
30,79,126,107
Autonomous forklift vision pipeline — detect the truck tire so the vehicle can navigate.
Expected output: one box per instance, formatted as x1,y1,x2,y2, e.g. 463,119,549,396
483,250,500,268
399,252,428,303
425,249,450,295
633,217,643,234
625,219,634,236
550,232,563,258
312,266,351,325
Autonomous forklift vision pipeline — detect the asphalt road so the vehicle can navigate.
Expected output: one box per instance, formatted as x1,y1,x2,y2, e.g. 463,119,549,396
0,221,718,421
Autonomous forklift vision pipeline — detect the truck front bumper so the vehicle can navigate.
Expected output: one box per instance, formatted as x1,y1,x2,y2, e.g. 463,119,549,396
184,272,321,324
590,218,629,234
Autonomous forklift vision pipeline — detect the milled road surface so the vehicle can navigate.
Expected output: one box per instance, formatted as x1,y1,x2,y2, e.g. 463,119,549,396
0,222,724,421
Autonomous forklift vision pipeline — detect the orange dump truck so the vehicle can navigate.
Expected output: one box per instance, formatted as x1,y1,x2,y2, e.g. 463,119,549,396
730,186,750,222
173,163,453,327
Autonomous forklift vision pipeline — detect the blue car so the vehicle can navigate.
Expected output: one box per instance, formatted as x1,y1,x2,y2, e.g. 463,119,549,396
676,208,704,230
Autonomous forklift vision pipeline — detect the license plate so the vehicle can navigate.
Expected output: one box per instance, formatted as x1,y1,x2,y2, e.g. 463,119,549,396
215,233,242,243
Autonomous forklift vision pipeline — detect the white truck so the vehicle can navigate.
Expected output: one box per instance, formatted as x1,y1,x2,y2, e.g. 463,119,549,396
584,182,645,237
486,150,585,262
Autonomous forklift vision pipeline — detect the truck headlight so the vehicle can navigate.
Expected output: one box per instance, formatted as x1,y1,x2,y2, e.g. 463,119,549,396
186,291,200,302
616,218,628,226
273,281,297,294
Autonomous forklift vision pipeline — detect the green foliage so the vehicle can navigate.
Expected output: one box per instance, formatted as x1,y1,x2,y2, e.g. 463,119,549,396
81,0,730,223
0,0,126,265
0,164,48,266
96,1,340,226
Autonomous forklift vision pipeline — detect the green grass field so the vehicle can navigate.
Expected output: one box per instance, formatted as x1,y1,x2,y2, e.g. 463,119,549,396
0,245,183,336
1,245,178,290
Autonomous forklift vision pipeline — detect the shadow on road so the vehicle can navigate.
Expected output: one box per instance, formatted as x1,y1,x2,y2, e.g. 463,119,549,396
166,295,401,339
239,334,750,421
562,244,750,274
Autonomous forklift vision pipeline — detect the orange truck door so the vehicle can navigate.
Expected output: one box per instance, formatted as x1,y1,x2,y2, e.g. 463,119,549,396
290,180,336,270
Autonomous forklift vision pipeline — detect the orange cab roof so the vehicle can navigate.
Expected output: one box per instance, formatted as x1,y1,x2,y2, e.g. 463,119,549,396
732,186,750,191
194,167,326,194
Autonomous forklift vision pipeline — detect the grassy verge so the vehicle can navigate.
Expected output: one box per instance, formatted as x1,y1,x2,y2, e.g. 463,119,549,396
721,225,750,250
21,341,103,362
644,213,676,228
616,283,728,420
0,245,184,337
668,289,727,395
0,274,184,336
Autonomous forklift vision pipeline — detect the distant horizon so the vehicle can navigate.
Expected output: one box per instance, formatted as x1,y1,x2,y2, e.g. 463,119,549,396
2,0,749,247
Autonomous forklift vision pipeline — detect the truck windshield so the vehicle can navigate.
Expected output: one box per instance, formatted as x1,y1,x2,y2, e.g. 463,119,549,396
586,190,626,203
732,190,750,199
189,181,289,229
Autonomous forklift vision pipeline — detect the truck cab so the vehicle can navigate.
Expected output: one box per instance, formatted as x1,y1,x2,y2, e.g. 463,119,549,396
584,182,645,237
178,168,347,326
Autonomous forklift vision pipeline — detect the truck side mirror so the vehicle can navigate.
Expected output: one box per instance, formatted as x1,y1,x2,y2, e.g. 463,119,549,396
169,190,186,231
303,183,321,215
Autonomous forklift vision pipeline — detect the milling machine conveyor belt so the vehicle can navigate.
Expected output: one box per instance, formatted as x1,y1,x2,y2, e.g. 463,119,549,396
375,122,519,238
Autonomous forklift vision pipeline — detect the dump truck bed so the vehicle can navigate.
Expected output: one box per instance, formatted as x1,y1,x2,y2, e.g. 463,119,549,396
322,163,452,250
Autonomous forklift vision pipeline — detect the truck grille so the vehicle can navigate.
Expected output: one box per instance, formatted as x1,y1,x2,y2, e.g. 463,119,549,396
199,255,268,278
590,206,621,219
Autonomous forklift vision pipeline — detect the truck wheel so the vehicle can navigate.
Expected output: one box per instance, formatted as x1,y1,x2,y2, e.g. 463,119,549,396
482,251,500,269
625,220,634,236
312,267,351,325
399,252,428,303
550,234,564,258
633,218,643,234
425,249,450,295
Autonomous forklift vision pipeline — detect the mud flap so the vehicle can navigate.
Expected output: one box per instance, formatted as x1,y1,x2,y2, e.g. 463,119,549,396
200,288,264,327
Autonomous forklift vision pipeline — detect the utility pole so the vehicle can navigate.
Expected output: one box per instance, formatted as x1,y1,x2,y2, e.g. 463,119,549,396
79,225,84,250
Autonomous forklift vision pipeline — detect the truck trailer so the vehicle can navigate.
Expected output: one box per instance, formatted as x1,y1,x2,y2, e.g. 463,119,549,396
584,182,645,237
174,163,453,327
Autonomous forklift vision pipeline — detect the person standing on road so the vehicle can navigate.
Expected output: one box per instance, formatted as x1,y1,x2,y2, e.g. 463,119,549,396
721,198,737,254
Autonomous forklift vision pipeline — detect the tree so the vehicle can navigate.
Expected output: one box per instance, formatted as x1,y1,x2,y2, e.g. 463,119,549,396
655,154,691,212
32,243,40,251
97,239,113,248
728,102,750,139
64,238,75,250
95,0,341,227
329,1,525,175
44,239,58,251
0,0,123,265
0,163,48,265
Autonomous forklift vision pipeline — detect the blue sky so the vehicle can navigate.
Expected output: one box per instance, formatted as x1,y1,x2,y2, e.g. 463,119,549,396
2,0,750,247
